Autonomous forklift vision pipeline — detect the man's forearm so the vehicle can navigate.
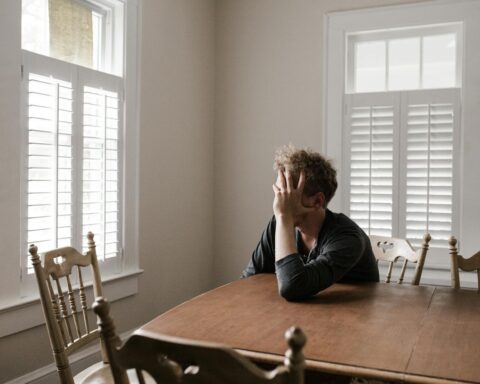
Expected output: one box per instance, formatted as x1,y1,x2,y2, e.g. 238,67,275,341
275,216,297,261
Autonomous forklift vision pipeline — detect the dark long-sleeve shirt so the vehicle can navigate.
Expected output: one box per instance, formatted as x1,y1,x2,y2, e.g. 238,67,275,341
241,210,379,300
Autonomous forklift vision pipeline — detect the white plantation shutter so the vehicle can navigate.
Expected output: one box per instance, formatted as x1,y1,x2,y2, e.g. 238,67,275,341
22,57,75,276
21,51,123,280
401,89,460,248
81,83,121,261
345,89,459,254
345,93,399,237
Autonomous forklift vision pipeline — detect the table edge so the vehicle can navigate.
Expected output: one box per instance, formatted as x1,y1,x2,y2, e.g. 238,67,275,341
237,349,478,384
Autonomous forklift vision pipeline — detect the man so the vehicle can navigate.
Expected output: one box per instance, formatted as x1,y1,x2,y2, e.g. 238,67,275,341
241,145,379,300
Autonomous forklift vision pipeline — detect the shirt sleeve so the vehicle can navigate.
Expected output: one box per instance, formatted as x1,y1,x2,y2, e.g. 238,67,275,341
275,227,367,300
240,216,277,278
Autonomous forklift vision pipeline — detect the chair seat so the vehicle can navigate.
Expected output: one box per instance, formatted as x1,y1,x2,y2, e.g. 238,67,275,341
74,361,112,384
75,360,156,384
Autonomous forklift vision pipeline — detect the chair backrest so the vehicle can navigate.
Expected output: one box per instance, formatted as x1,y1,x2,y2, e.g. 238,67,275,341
369,233,431,285
93,297,307,384
449,236,480,292
29,232,105,384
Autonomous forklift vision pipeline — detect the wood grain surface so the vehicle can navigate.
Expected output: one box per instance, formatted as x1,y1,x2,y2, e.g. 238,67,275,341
141,274,480,383
406,287,480,383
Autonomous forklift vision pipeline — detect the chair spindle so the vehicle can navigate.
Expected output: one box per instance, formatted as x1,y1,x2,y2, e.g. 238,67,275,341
47,279,68,348
398,259,408,284
386,262,394,283
55,278,75,343
66,275,81,339
77,266,90,333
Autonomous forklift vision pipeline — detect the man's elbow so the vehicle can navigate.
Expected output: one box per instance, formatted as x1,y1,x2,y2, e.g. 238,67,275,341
278,280,308,301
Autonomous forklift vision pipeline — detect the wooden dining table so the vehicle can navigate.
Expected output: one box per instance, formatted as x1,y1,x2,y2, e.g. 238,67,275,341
141,274,480,383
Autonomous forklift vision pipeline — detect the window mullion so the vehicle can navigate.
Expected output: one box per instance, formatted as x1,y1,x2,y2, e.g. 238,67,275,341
426,104,431,235
53,83,59,248
419,37,424,89
368,107,373,234
385,41,390,91
393,92,403,239
74,68,83,253
103,93,107,260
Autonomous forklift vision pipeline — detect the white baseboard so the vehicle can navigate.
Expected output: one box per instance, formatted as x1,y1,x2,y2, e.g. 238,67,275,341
4,329,134,384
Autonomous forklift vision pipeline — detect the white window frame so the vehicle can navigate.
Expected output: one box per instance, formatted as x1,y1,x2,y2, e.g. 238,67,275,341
324,0,480,287
86,0,125,76
346,23,463,93
0,0,141,337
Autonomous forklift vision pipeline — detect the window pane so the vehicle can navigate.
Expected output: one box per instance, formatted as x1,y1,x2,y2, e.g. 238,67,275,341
355,41,386,93
22,0,104,71
49,0,93,68
22,0,49,56
422,34,456,89
389,38,420,91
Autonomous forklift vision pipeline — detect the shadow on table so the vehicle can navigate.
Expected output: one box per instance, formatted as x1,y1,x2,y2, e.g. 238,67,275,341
254,361,399,384
301,283,377,305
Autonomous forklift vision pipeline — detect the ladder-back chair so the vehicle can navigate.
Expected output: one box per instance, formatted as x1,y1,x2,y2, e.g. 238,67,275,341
369,233,431,285
29,232,111,384
449,236,480,292
93,297,307,384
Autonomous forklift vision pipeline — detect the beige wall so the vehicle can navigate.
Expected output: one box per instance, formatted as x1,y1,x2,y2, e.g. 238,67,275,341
213,0,429,284
0,0,215,381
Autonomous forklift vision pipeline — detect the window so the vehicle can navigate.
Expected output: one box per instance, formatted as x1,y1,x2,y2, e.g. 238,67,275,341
344,24,461,249
347,24,461,93
345,89,460,249
21,0,124,289
22,0,124,75
325,1,480,281
0,0,138,336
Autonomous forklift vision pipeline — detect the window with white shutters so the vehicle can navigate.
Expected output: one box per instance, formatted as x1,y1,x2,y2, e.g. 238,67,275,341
344,88,459,252
326,1,480,285
0,0,138,320
342,23,462,255
21,51,123,281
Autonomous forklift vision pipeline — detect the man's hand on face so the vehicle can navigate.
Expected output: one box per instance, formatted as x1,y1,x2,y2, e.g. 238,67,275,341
272,170,315,224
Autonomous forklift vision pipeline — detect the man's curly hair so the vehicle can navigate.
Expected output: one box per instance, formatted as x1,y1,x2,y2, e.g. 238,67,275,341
273,144,337,204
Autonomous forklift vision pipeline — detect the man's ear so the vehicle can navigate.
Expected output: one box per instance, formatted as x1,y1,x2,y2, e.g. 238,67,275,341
313,192,326,209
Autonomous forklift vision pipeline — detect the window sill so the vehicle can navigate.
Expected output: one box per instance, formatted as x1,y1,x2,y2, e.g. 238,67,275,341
0,269,143,338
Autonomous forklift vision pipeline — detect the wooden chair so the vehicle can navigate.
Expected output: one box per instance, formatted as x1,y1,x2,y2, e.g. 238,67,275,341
369,233,431,285
93,296,307,384
29,232,112,384
449,236,480,291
